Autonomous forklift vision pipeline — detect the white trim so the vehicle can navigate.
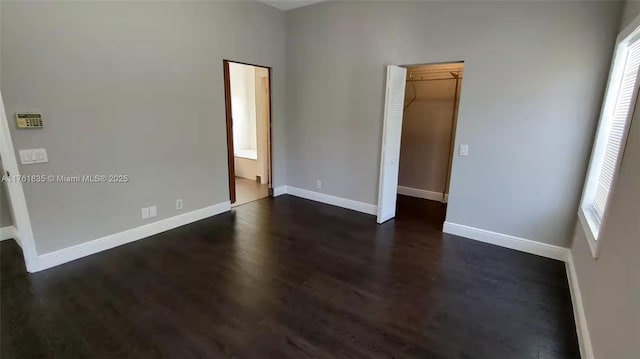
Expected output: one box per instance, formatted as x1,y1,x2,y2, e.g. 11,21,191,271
377,65,407,224
285,186,377,215
566,252,594,359
578,20,640,259
0,225,16,241
35,201,231,272
397,186,448,203
578,209,600,258
5,226,22,247
443,222,569,261
273,185,288,197
13,227,22,248
0,91,39,272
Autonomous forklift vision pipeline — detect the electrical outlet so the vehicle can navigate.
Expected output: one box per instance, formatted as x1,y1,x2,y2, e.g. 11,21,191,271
149,206,157,218
316,180,322,189
176,199,183,210
141,207,150,219
459,144,469,156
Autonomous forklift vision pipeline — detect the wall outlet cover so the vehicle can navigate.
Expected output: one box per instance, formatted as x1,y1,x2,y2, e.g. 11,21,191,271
149,206,157,218
459,144,469,156
141,208,150,219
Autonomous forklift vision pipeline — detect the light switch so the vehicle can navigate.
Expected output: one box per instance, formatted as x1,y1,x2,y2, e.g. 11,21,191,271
19,148,48,165
19,150,33,164
141,208,150,219
36,148,48,162
149,206,157,218
459,144,469,157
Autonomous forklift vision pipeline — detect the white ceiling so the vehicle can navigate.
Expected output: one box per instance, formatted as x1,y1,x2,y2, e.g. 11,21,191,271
261,0,327,11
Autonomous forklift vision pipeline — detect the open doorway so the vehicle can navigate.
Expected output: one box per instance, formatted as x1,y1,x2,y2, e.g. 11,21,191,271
396,62,463,228
377,62,463,228
223,60,272,207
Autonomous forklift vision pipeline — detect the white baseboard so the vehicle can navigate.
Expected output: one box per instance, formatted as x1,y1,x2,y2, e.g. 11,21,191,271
397,186,448,203
0,225,16,241
566,252,594,359
0,225,21,248
273,185,288,197
284,186,377,215
443,221,569,261
36,201,231,272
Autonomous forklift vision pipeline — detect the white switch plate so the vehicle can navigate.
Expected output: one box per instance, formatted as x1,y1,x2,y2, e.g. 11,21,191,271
141,207,150,219
459,144,469,156
316,180,322,189
176,199,183,210
149,206,157,218
19,151,33,164
19,148,48,165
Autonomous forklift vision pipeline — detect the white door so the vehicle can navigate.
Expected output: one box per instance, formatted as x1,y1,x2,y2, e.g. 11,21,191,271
377,65,407,224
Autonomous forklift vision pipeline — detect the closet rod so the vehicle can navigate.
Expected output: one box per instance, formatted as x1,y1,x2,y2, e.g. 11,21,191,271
409,70,463,75
409,70,463,81
408,77,464,82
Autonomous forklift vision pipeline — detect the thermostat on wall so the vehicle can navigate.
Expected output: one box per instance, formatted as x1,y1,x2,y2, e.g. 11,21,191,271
15,113,43,128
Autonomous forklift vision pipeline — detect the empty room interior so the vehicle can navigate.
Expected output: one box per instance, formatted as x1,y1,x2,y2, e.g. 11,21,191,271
0,1,638,358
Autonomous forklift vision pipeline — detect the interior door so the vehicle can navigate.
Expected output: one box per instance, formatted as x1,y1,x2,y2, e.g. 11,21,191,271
223,60,236,204
377,65,407,224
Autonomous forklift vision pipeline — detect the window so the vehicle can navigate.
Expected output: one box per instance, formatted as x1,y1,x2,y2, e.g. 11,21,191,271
579,26,640,257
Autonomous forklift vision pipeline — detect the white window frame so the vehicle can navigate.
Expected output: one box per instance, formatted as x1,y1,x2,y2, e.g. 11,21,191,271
579,18,640,258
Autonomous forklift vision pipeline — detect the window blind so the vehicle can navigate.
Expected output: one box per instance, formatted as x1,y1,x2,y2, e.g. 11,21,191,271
592,38,640,221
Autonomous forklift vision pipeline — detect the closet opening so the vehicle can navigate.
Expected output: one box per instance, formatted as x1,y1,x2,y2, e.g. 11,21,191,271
395,62,464,229
223,60,273,207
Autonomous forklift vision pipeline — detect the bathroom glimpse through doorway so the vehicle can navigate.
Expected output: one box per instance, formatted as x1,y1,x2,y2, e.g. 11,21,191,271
223,60,273,207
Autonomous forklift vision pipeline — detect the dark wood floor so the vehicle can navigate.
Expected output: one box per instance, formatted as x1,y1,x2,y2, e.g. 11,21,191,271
1,195,579,358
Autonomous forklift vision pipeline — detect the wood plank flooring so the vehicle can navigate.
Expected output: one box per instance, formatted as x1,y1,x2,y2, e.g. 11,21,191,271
233,177,269,207
1,195,579,358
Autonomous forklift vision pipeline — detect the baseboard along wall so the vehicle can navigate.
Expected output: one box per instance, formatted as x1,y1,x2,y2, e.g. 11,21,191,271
397,186,448,203
34,201,231,272
0,225,17,242
443,221,569,262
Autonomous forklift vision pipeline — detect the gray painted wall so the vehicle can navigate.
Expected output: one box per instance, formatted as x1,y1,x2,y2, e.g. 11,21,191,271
571,84,640,359
1,1,287,254
620,0,640,28
285,1,621,246
571,2,640,357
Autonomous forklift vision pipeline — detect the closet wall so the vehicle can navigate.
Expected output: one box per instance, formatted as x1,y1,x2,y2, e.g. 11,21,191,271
398,66,461,199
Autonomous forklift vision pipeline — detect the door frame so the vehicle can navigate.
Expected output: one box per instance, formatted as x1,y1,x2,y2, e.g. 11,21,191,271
0,91,39,272
377,61,464,223
222,59,274,204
